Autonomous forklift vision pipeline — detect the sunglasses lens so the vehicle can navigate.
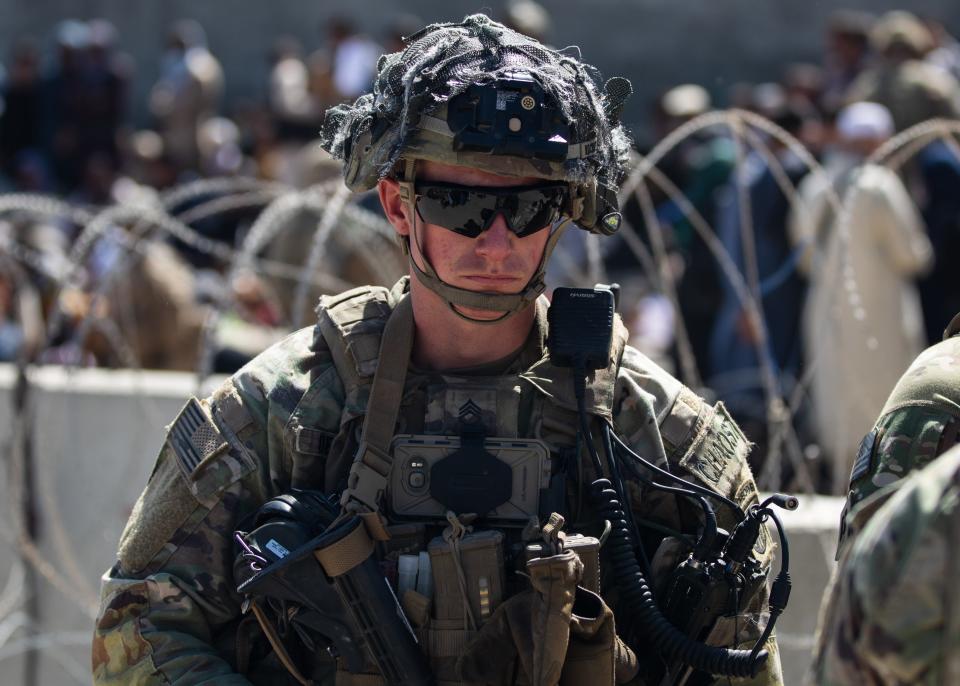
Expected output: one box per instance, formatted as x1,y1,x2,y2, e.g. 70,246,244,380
415,185,496,238
415,184,566,238
507,188,565,237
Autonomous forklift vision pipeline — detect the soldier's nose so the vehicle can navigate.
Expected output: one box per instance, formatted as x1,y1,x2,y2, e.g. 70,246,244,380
476,213,513,260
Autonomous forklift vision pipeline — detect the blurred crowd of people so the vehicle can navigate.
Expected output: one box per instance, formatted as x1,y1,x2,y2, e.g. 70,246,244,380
611,9,960,490
0,15,393,196
0,12,419,372
0,7,958,493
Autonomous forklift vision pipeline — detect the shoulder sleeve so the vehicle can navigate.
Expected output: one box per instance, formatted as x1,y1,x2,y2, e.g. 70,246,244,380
94,326,340,684
845,405,956,520
95,416,261,684
613,345,684,465
813,453,959,685
614,347,782,684
615,346,758,509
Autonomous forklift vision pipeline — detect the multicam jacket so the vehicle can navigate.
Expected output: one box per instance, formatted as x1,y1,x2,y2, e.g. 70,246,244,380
836,316,960,553
93,280,783,685
809,444,960,685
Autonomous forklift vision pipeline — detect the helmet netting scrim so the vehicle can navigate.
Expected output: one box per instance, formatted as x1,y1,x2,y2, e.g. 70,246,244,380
319,13,632,196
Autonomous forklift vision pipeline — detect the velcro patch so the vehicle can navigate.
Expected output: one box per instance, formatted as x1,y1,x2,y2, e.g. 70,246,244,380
295,425,335,456
849,429,878,485
681,403,749,496
169,397,228,480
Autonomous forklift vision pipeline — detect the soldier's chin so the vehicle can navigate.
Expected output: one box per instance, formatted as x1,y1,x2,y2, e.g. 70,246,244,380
452,304,511,321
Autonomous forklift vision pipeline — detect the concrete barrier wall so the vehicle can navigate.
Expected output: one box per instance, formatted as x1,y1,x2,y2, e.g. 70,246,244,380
0,363,841,684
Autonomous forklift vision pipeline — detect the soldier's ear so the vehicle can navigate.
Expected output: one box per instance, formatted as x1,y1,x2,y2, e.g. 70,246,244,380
378,178,412,237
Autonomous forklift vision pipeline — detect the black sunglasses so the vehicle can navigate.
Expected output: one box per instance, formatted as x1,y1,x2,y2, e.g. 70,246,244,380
413,181,570,238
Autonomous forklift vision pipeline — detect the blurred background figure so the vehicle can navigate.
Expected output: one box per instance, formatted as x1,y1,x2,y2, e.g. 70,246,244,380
309,17,380,106
790,101,932,492
267,36,321,143
845,10,960,132
916,132,960,345
44,19,91,191
821,10,874,113
708,93,812,466
502,0,551,43
657,84,733,382
81,20,131,182
0,266,42,362
0,38,45,187
149,19,224,174
264,36,323,184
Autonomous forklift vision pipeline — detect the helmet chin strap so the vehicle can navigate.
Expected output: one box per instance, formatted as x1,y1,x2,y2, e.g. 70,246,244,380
397,161,571,324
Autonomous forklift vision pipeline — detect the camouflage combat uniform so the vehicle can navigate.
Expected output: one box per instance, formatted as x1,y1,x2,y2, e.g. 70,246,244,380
835,312,960,552
806,314,960,684
93,279,783,685
809,443,960,685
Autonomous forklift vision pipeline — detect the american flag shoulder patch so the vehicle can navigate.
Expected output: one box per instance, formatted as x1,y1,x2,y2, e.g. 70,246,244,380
169,397,229,480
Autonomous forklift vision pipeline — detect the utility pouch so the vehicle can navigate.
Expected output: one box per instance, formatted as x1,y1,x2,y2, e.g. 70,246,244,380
524,534,601,594
428,530,505,625
455,549,583,686
560,588,638,686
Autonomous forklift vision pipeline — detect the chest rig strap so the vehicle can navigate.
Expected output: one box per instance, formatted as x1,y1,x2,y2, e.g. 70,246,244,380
341,294,415,513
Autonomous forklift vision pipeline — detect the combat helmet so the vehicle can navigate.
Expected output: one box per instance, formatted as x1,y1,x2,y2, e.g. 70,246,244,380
320,13,633,321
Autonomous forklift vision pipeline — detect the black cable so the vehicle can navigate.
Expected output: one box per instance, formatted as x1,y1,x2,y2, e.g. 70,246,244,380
606,425,746,520
569,380,766,677
748,508,791,665
588,474,765,678
573,370,604,476
602,409,652,577
617,454,720,561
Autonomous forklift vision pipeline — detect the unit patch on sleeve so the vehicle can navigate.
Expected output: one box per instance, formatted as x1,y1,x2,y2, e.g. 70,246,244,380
169,397,229,480
849,429,878,485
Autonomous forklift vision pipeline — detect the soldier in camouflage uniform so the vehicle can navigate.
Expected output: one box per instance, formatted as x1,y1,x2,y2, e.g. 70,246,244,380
835,312,960,553
93,14,782,686
806,313,960,684
809,443,960,685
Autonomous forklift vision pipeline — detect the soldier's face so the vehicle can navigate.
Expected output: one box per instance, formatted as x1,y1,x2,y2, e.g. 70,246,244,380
414,161,553,294
381,160,553,313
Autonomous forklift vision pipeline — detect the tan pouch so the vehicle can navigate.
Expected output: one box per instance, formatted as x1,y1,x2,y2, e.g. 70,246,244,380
457,549,583,686
560,588,638,685
428,529,505,624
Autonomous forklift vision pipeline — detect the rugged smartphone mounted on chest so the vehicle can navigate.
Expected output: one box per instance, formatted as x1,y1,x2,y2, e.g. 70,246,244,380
388,433,551,525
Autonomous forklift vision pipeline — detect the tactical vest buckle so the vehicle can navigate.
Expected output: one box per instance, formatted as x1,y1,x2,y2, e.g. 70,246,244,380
341,442,392,512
